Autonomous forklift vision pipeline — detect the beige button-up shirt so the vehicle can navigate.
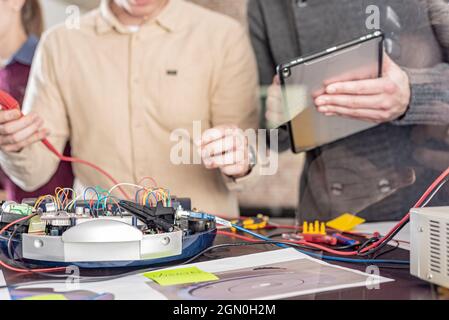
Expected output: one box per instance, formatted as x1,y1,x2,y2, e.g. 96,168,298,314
0,0,259,217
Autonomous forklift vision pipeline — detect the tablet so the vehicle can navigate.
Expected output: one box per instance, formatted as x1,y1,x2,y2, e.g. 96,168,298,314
277,31,384,153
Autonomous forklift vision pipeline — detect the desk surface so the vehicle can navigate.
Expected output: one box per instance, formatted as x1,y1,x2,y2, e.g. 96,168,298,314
0,220,443,300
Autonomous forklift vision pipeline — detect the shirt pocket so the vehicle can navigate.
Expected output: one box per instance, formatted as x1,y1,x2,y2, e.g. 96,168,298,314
157,63,210,130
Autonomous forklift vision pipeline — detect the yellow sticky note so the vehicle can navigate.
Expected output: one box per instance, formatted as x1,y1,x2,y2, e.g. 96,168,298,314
143,267,219,286
326,213,365,232
22,294,68,300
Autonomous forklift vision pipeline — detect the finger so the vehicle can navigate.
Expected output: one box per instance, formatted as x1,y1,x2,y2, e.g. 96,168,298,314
266,93,282,109
265,109,286,125
266,98,284,121
0,117,44,145
323,65,379,86
200,134,244,158
382,51,394,72
203,151,246,169
316,105,390,123
0,109,21,124
197,125,238,146
325,78,396,95
315,94,386,110
220,163,250,177
312,87,326,99
273,75,280,85
0,113,40,135
267,83,282,100
1,129,48,152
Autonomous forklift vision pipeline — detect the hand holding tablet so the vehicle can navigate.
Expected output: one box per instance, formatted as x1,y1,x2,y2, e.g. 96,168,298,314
314,53,411,123
274,31,390,153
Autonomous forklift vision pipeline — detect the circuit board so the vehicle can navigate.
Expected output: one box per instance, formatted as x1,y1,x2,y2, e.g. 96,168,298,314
0,187,217,268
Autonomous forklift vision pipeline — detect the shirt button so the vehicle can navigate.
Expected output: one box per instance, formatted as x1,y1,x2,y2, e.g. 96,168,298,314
379,179,392,193
331,183,343,196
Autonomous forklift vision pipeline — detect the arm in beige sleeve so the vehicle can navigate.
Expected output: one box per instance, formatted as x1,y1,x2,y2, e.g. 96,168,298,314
0,32,69,192
210,22,261,191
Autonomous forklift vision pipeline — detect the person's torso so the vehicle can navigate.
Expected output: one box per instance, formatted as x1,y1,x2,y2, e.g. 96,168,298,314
259,0,447,220
42,1,244,215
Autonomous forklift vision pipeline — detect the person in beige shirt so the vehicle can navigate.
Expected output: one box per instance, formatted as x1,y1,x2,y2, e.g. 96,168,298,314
0,0,259,218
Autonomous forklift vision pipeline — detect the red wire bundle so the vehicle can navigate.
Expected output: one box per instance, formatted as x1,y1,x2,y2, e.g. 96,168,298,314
223,166,449,257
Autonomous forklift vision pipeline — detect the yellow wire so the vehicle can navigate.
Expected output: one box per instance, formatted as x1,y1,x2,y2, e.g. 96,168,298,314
34,195,56,210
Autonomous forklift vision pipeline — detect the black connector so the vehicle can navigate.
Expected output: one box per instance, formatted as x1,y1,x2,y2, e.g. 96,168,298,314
119,201,175,232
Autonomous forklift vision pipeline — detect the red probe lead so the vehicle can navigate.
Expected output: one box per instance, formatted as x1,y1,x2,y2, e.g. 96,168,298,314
0,90,129,199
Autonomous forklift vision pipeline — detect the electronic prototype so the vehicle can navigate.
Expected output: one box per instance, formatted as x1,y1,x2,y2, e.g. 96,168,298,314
0,189,217,268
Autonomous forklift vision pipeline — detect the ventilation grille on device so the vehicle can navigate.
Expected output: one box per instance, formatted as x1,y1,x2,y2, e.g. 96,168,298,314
447,222,449,277
429,220,442,274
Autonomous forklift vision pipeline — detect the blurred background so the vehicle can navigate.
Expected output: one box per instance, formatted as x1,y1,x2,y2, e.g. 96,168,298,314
19,0,305,218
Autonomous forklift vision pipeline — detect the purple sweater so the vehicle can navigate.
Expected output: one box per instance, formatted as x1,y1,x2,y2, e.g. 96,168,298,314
0,36,74,201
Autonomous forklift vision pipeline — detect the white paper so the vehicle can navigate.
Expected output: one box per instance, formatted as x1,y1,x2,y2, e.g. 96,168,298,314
147,249,394,300
0,270,11,300
10,273,165,300
11,249,393,300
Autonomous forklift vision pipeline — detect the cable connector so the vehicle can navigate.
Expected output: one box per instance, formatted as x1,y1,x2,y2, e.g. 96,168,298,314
176,210,215,221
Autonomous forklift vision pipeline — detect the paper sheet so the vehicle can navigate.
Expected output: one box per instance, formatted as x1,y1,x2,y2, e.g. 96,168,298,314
9,249,393,300
0,270,11,300
9,273,166,300
147,248,393,300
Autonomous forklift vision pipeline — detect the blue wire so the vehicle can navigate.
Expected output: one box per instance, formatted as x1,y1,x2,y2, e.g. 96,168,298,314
135,189,145,204
231,224,410,265
146,192,158,207
83,187,100,215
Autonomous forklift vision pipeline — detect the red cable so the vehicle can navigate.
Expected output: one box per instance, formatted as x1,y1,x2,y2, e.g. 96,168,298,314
222,166,449,257
0,215,67,273
42,140,129,199
218,230,343,254
0,90,129,199
2,90,449,261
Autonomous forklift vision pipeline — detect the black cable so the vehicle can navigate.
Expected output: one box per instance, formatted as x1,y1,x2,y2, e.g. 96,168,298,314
372,240,401,260
0,237,411,291
358,215,412,257
357,175,449,257
357,179,447,257
7,223,25,261
268,232,359,251
266,232,285,239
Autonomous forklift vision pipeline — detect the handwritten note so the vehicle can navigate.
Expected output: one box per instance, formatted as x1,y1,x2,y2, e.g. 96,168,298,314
143,267,219,286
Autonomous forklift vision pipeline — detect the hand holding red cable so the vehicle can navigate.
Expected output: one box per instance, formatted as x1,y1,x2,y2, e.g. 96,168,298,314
0,90,129,199
0,91,48,153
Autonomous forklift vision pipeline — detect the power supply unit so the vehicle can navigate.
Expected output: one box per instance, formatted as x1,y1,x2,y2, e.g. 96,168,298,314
410,207,449,288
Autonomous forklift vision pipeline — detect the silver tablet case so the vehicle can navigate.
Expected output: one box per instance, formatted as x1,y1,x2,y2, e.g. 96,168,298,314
278,31,384,153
